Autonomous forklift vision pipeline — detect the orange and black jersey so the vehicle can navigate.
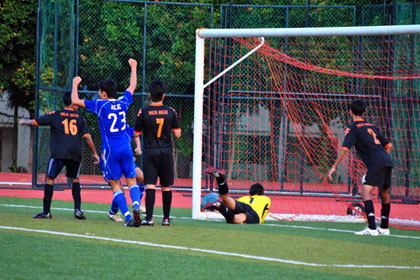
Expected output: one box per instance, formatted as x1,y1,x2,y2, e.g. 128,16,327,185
134,103,180,149
342,119,392,168
34,108,90,162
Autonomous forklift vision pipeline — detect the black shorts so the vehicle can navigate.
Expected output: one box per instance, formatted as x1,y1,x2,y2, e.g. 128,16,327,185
234,201,260,224
143,148,174,186
46,157,81,179
364,166,392,190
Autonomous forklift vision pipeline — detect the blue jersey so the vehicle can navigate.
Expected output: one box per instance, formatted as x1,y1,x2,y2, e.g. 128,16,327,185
85,91,136,179
84,91,132,148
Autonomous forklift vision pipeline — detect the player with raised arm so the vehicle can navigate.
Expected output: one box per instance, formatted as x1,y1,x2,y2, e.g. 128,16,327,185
134,80,181,226
72,58,142,227
204,167,271,224
328,99,393,236
20,92,99,220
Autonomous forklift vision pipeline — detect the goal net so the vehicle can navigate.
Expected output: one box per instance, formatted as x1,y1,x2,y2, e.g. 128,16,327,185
193,25,420,229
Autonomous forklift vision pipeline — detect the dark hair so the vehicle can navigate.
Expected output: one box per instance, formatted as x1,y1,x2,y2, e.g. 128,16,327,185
249,183,264,196
149,80,166,102
350,99,366,116
63,91,72,106
98,79,118,99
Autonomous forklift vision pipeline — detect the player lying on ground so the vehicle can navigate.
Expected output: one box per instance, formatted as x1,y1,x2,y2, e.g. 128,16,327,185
204,167,271,224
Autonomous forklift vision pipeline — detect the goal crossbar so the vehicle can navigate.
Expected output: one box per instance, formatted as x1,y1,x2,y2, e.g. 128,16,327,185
198,24,420,38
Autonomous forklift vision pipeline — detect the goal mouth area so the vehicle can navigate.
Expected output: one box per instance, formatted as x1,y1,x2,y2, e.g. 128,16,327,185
193,25,420,230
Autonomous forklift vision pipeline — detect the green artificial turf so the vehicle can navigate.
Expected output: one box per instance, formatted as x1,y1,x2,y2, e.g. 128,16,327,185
0,197,419,280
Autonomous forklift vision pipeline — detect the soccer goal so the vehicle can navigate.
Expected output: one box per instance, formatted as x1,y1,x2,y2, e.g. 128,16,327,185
192,25,420,229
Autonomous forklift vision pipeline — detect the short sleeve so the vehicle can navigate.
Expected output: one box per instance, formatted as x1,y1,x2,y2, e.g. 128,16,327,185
84,99,98,114
342,125,356,149
79,117,90,136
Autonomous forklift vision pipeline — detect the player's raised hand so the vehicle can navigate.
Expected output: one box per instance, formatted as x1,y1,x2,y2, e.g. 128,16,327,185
73,76,82,85
129,58,137,68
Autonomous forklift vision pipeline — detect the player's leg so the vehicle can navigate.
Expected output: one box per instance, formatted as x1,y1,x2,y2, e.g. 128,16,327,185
378,167,392,235
355,167,386,236
161,186,172,226
66,160,85,220
159,149,175,226
126,176,141,227
34,157,62,219
104,148,138,227
99,157,121,220
141,150,159,226
135,166,146,203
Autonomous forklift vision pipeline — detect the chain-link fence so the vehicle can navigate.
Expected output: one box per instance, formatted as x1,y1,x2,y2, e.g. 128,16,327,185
10,0,416,188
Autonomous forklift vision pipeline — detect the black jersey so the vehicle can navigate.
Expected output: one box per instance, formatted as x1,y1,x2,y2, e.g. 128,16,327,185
342,118,393,168
34,108,90,162
134,103,180,149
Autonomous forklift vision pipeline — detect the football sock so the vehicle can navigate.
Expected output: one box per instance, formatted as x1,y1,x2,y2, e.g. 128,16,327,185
113,190,131,222
380,203,391,229
162,190,172,219
217,181,229,195
217,205,234,223
145,189,156,220
43,184,54,213
138,183,145,201
110,196,118,214
129,184,140,208
72,182,81,210
364,200,376,229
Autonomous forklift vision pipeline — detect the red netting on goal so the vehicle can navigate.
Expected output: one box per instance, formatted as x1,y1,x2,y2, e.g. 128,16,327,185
202,34,420,229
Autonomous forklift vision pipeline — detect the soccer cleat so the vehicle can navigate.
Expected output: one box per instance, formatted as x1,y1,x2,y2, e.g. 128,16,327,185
141,218,154,226
123,218,137,227
132,206,141,227
108,212,123,222
161,218,171,226
140,204,146,214
33,212,52,219
377,227,390,235
74,209,86,220
203,198,223,211
204,167,225,178
354,227,379,236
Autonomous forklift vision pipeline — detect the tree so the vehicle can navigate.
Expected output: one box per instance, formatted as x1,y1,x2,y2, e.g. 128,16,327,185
0,0,37,171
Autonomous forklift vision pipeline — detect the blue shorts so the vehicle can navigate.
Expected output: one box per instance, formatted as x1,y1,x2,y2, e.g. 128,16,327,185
101,145,136,180
100,161,139,186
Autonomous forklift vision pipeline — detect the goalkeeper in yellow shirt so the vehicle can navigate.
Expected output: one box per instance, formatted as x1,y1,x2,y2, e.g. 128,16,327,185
204,167,271,224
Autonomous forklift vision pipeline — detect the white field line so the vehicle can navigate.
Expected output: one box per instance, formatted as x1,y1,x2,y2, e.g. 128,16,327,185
1,225,419,270
1,203,420,240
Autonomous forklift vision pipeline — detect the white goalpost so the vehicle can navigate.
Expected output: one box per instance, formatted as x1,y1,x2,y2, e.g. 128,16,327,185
192,25,420,227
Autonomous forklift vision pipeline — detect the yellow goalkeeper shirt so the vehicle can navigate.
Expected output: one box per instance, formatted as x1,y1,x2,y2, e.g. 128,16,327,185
237,195,271,223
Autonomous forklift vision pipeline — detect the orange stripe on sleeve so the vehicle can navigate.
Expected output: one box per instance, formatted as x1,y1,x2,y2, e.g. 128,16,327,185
33,119,39,126
384,143,392,149
341,147,349,151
